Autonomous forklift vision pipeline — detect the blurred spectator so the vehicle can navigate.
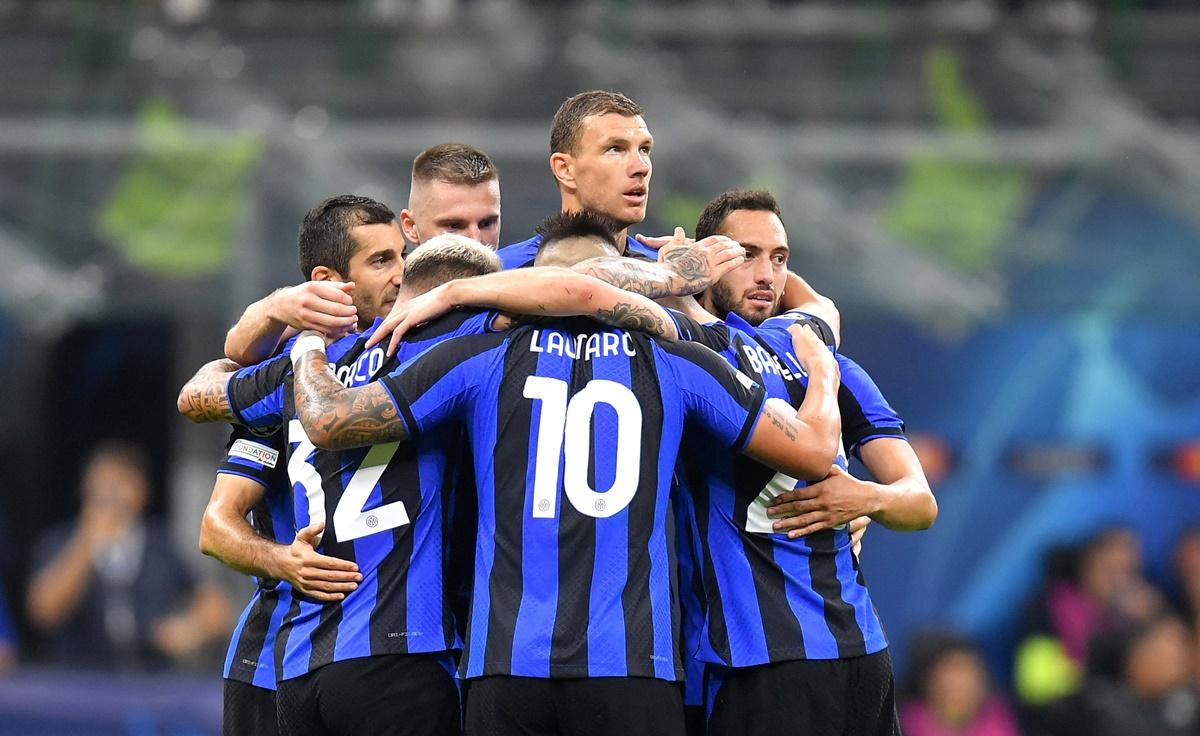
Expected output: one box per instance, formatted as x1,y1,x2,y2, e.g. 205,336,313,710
1174,526,1200,687
1040,614,1200,736
1015,527,1165,707
901,631,1020,736
24,441,230,671
0,586,15,673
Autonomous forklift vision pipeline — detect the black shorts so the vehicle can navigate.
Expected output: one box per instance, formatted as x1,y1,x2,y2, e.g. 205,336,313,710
276,652,461,736
224,679,278,736
465,676,685,736
707,649,898,736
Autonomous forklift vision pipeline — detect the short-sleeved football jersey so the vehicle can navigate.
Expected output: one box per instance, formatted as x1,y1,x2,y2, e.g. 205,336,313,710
217,427,293,689
378,319,769,681
669,308,905,668
224,310,496,680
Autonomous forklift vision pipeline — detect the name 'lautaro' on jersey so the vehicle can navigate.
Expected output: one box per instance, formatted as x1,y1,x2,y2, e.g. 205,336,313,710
528,328,638,361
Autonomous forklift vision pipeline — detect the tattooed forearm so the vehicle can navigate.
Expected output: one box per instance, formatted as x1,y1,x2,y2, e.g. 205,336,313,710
292,351,408,450
763,402,799,442
577,258,675,298
178,359,239,423
594,301,668,336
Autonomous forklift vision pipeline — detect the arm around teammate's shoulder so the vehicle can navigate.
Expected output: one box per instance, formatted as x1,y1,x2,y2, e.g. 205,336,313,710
290,334,410,451
856,438,937,531
740,324,842,481
177,359,240,423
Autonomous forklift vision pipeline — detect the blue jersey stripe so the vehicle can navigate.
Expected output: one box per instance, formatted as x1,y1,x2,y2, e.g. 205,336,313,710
585,351,630,677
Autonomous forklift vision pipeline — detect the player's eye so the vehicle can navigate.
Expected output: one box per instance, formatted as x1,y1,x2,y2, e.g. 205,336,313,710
772,254,787,265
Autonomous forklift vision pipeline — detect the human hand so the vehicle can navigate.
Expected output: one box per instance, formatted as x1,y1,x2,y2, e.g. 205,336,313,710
279,522,362,602
269,282,358,339
365,284,454,357
150,614,205,657
636,230,694,252
656,231,746,294
848,516,871,557
787,323,837,378
766,466,880,539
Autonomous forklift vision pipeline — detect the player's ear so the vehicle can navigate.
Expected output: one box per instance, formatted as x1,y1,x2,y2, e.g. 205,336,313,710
310,265,338,282
398,209,420,246
550,152,576,190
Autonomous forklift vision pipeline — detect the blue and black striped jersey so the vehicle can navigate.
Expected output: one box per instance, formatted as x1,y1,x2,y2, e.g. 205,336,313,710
216,427,293,690
378,318,768,681
224,310,495,681
670,308,905,668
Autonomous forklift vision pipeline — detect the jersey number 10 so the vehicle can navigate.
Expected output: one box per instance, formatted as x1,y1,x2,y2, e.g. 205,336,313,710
523,376,642,520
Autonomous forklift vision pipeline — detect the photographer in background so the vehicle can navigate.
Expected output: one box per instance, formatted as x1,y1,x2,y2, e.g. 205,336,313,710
25,441,230,671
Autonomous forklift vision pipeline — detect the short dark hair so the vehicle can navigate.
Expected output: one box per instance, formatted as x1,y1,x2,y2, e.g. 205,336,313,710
412,143,498,187
695,189,783,240
537,210,622,250
297,195,395,279
401,234,501,296
550,91,643,155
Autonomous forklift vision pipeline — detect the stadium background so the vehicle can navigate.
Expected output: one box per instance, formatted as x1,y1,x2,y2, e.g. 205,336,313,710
0,0,1198,733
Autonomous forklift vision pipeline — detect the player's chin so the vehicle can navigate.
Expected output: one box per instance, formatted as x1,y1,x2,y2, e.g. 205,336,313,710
740,302,774,325
616,203,647,225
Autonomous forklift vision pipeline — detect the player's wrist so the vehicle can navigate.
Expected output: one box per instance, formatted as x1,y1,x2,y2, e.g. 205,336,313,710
290,330,326,368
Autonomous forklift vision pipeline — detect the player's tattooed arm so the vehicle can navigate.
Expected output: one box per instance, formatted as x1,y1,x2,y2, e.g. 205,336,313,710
368,267,679,355
177,359,239,423
292,348,408,451
574,228,744,298
592,299,669,336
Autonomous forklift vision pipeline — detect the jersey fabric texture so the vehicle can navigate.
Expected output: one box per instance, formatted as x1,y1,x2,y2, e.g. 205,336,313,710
497,233,657,270
668,308,906,668
225,310,495,681
217,427,294,690
377,319,768,681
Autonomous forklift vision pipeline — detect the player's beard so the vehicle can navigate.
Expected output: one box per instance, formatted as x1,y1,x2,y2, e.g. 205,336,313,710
708,279,780,326
354,286,399,328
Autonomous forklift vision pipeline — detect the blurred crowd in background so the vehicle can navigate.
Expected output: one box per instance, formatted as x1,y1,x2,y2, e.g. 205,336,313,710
5,447,1200,735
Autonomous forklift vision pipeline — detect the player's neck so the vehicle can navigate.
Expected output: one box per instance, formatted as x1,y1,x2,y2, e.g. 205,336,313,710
558,197,628,254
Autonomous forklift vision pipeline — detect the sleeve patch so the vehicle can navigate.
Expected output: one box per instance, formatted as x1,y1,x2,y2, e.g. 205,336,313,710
228,439,280,468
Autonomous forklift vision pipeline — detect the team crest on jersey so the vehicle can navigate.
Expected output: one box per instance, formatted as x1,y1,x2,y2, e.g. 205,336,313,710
229,439,280,468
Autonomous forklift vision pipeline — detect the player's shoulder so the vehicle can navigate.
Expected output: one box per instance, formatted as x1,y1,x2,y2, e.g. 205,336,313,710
758,310,837,349
497,234,542,269
623,235,658,261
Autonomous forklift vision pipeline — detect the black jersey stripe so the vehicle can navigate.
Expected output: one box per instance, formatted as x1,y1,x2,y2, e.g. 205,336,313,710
623,335,664,676
481,333,539,672
228,588,277,681
806,528,867,657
